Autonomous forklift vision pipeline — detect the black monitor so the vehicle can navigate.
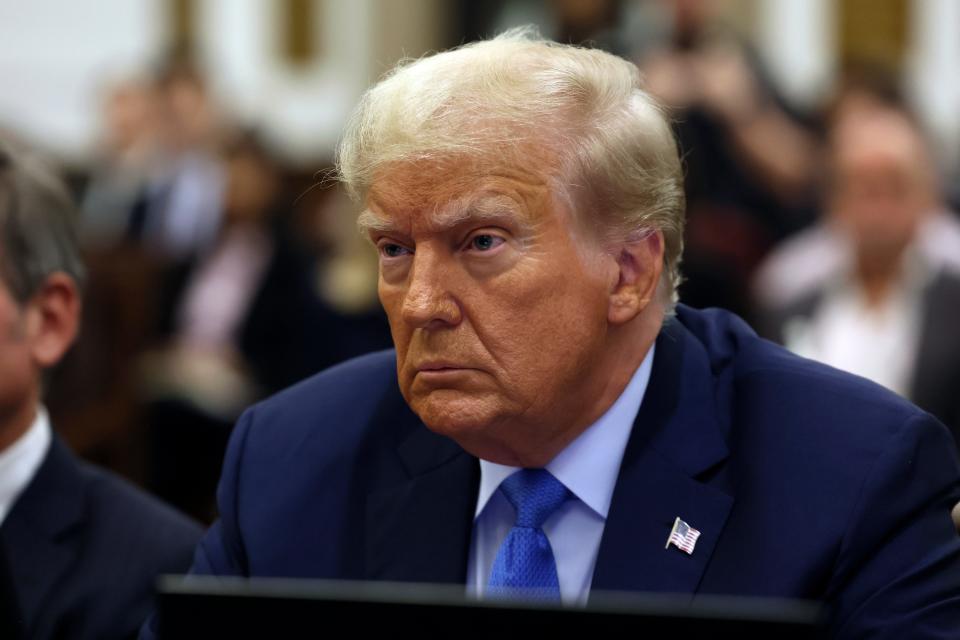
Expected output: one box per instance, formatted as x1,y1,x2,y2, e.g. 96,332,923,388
157,575,824,639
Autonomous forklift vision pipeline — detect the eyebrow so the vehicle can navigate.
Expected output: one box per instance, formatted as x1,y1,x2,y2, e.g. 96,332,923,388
357,195,527,237
357,209,397,235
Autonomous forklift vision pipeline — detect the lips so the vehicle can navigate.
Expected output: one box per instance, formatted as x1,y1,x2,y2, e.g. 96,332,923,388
416,361,468,372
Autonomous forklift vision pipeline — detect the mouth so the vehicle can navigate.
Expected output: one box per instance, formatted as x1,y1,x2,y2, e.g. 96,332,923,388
416,361,467,372
413,361,481,383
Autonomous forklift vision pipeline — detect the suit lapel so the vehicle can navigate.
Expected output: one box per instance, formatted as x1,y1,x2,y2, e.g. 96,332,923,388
591,318,734,598
1,437,86,632
363,313,736,595
365,399,479,585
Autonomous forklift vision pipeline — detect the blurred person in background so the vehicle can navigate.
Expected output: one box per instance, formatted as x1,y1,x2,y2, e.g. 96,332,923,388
80,77,162,249
0,136,201,640
60,62,232,487
487,0,631,56
81,61,226,260
755,88,960,449
638,0,820,317
141,131,353,521
69,60,391,513
122,61,226,260
306,179,394,360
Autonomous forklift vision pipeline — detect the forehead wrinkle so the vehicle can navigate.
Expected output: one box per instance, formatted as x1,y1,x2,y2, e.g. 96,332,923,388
426,194,527,231
364,194,538,236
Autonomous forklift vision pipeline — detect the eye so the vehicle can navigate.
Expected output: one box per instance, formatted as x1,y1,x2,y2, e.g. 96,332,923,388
378,242,412,258
467,233,505,252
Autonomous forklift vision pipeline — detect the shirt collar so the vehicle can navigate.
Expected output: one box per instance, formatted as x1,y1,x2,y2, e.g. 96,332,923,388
475,344,655,520
0,405,52,525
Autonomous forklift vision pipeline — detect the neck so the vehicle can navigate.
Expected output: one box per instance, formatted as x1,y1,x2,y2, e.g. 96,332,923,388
855,248,904,308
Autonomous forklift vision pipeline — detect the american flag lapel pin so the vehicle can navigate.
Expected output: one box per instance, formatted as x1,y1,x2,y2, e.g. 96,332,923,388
665,517,701,555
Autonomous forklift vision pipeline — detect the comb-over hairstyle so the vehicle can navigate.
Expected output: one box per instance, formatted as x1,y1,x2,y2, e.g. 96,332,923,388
336,27,686,310
0,137,85,304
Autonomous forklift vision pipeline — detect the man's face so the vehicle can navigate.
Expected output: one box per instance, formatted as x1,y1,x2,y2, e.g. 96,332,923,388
830,112,933,259
364,154,617,464
0,280,37,431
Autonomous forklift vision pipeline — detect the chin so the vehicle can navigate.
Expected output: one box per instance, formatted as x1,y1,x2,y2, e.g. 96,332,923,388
408,390,548,466
409,389,503,438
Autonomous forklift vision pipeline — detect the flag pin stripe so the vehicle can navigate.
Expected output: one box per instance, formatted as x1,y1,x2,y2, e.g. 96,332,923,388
665,517,701,555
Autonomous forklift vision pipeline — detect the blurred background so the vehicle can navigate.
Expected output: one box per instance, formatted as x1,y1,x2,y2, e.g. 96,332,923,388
2,0,959,523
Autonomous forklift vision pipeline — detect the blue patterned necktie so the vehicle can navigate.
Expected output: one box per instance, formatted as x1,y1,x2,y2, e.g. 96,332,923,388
487,468,571,602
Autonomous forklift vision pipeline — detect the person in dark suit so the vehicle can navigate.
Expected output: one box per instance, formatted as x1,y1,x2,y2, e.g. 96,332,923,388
754,93,960,451
141,131,392,522
144,30,960,638
0,137,203,639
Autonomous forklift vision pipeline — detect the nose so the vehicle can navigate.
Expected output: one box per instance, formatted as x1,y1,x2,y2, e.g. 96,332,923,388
400,248,462,330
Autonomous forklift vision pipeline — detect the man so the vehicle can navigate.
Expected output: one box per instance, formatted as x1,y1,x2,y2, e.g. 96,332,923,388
150,32,960,637
754,93,960,449
0,138,203,639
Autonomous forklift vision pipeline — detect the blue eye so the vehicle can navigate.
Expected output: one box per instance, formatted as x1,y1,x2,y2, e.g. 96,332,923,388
469,234,503,251
380,243,410,258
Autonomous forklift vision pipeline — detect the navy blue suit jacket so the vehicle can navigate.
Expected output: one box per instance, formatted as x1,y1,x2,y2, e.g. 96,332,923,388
166,305,960,637
2,435,202,639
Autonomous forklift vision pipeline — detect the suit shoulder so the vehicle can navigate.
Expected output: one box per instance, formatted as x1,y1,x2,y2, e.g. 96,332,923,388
79,462,203,559
247,349,397,428
739,327,922,428
48,461,203,639
231,349,403,466
677,305,959,534
257,348,396,409
677,304,932,441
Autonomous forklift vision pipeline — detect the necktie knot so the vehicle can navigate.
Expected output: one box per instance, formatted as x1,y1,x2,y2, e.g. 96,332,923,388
500,468,569,529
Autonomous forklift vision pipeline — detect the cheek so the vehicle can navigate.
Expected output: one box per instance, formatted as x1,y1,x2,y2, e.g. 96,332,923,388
378,278,413,361
471,252,609,390
0,341,35,412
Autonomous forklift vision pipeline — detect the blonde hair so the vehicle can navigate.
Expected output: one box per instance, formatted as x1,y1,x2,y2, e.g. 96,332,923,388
336,27,685,309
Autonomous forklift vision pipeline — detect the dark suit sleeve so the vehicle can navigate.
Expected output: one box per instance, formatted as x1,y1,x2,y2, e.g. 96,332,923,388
190,406,255,576
826,413,960,638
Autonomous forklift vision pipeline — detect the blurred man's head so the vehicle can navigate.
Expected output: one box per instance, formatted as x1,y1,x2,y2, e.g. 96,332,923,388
337,31,684,466
221,132,280,227
155,62,218,151
102,78,159,157
827,103,939,267
0,140,84,448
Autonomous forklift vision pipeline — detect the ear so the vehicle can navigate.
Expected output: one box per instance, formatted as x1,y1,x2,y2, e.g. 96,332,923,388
607,230,664,325
24,273,81,368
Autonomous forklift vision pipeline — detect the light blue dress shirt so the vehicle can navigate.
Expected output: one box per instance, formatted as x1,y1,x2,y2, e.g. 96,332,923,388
466,345,655,605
